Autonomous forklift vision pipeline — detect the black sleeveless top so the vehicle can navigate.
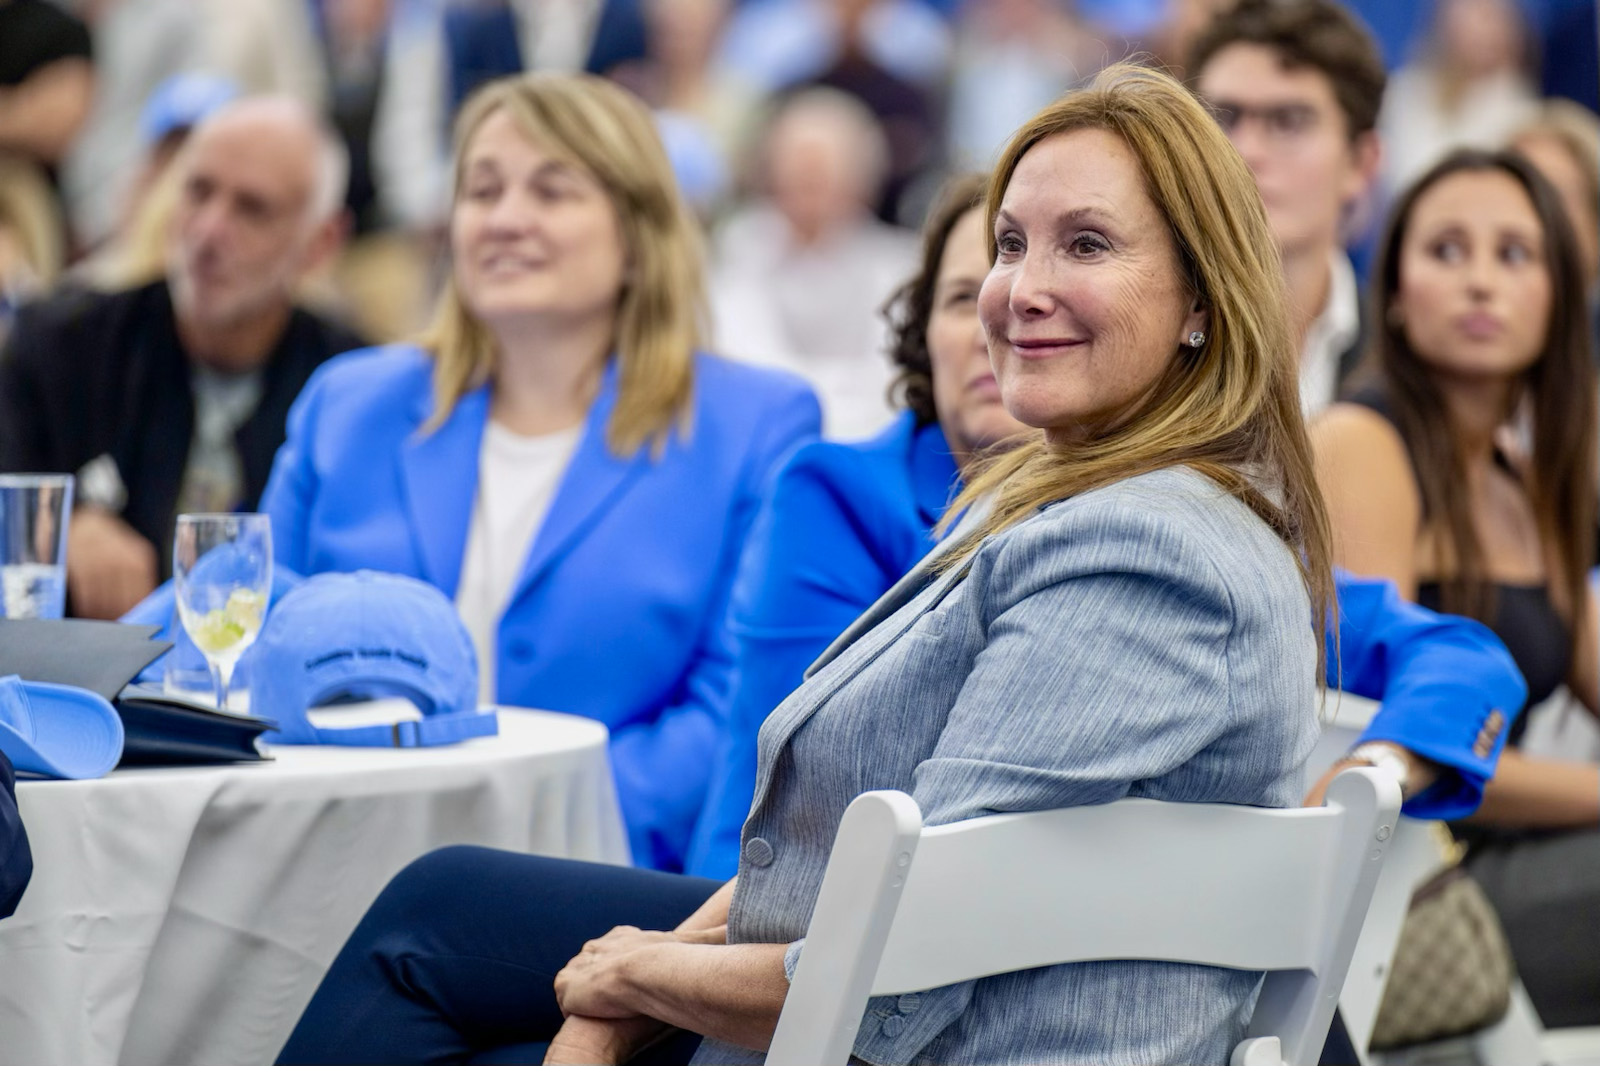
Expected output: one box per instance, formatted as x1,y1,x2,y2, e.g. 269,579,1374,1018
1346,387,1570,737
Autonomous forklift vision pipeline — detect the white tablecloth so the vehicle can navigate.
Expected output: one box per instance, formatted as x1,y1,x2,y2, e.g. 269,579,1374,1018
0,708,629,1066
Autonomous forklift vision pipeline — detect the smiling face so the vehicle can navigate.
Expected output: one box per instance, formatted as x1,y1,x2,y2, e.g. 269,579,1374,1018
927,207,1027,465
979,128,1207,444
451,108,629,337
1395,168,1552,383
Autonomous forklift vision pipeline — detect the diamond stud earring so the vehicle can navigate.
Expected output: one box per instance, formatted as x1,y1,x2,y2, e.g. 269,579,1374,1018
1187,331,1206,348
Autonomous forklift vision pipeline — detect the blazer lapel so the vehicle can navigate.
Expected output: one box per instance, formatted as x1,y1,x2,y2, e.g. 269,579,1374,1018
746,545,978,818
750,495,993,827
399,384,489,595
505,363,648,608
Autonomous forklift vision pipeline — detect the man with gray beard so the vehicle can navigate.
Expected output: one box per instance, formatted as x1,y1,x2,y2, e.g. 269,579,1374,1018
0,97,363,618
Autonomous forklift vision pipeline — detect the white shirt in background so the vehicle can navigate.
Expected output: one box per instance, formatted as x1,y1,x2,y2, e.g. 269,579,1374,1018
1379,66,1538,197
1299,251,1361,420
456,421,582,704
513,0,603,74
711,205,916,441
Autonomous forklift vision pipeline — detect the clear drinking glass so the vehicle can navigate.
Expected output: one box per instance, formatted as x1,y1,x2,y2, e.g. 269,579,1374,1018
0,473,74,619
173,513,272,711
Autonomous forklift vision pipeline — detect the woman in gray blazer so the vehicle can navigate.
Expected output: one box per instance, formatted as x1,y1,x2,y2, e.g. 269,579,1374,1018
278,62,1335,1066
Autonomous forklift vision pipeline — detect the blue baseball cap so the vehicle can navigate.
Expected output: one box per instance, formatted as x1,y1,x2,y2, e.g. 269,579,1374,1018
250,570,495,747
655,110,728,213
140,73,240,147
0,675,124,779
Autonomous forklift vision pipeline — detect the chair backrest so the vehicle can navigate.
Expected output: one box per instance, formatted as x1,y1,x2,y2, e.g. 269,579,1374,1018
1304,698,1424,1060
1307,697,1552,1066
768,768,1401,1066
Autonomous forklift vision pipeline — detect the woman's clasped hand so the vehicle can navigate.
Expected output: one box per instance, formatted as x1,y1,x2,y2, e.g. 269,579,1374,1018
553,924,729,1021
545,926,726,1065
555,926,685,1020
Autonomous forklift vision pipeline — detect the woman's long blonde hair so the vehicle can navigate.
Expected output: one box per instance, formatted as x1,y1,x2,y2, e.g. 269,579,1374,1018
947,62,1334,659
0,155,64,290
421,73,705,455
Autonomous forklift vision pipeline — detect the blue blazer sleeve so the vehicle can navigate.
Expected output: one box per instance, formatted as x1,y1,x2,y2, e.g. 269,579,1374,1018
606,384,820,870
1329,570,1527,820
684,440,925,878
0,748,30,919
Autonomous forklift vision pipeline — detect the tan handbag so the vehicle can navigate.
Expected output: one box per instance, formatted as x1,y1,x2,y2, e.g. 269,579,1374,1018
1368,826,1515,1051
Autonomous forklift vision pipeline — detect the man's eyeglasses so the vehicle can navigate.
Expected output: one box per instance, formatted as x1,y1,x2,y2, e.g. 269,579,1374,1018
1207,100,1322,143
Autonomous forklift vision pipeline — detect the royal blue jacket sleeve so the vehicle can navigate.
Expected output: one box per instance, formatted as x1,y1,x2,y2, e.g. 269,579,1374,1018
684,446,920,876
1330,570,1527,820
605,383,821,871
0,748,31,919
684,417,955,877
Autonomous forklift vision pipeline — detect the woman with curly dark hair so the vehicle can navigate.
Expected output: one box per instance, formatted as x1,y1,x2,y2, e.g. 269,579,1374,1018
683,173,1025,876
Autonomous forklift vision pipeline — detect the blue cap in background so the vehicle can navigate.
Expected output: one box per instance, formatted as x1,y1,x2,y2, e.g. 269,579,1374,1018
250,570,494,747
140,73,241,148
655,110,728,215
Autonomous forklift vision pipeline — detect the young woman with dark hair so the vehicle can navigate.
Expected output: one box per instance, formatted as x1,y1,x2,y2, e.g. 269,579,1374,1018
1313,148,1600,1026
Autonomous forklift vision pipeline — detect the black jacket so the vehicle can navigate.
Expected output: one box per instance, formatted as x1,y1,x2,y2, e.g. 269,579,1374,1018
0,749,28,919
0,280,364,577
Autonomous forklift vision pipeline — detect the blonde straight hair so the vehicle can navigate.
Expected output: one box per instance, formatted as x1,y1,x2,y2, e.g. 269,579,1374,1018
946,62,1334,661
421,73,705,455
0,156,64,288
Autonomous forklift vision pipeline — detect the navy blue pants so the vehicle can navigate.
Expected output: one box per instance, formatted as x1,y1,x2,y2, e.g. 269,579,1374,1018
280,845,1356,1065
276,846,722,1065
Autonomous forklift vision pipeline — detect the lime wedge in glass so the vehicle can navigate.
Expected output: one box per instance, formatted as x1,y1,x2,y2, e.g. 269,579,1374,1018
189,588,267,656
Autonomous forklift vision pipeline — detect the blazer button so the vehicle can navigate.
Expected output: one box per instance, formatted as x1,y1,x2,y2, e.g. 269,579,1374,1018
507,639,535,663
881,1015,907,1038
743,837,775,867
897,993,921,1014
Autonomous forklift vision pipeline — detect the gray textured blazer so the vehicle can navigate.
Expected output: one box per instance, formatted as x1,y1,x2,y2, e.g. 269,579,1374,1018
692,466,1320,1066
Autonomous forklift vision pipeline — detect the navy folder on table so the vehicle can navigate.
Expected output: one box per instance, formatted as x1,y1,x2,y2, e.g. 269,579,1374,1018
0,619,274,765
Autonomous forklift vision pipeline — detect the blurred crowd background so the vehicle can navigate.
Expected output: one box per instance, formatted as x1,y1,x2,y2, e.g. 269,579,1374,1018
1,0,1597,439
5,0,1600,1034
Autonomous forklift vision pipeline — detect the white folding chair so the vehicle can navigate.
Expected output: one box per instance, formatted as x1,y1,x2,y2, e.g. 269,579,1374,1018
1310,694,1600,1066
767,768,1401,1066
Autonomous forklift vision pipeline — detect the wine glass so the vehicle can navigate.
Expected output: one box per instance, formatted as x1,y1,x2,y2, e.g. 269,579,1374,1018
173,513,272,711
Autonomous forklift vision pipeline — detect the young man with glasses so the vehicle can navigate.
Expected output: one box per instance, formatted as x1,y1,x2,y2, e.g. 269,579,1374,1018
1191,0,1386,417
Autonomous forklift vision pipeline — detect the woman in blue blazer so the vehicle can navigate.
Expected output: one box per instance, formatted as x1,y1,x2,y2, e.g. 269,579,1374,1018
686,174,1529,876
259,74,819,872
